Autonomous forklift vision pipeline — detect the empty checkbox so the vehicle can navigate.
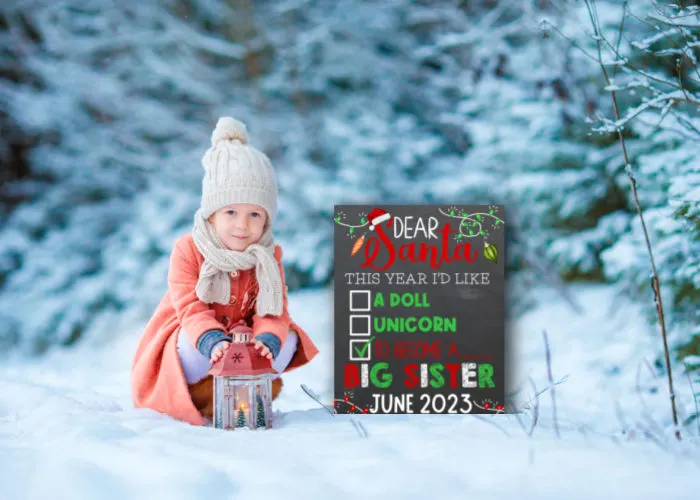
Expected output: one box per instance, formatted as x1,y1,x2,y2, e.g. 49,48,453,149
349,315,371,336
350,290,371,311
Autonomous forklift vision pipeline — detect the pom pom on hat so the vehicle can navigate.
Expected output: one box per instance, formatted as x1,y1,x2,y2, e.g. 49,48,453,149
211,117,249,147
200,117,278,222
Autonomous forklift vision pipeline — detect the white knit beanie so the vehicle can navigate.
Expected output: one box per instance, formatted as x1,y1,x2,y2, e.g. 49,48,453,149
200,117,278,222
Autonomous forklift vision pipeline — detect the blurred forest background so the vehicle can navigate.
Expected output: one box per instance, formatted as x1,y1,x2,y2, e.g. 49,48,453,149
0,0,697,383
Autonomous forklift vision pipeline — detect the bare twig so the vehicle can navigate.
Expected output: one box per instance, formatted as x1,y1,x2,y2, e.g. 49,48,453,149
539,19,600,65
540,12,700,102
591,6,700,95
625,3,700,83
518,373,570,410
583,0,681,440
648,4,700,20
643,356,657,378
591,90,693,132
350,418,368,438
634,114,700,140
542,329,560,439
528,376,540,438
669,106,700,137
611,0,629,80
648,10,700,29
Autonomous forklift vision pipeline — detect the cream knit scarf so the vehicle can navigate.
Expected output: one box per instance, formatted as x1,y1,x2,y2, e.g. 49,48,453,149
191,209,283,316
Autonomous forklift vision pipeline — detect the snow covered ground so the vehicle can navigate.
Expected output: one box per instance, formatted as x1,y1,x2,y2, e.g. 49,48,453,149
1,284,698,499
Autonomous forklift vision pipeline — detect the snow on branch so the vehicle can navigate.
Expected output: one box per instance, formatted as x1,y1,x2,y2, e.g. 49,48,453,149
594,90,697,133
647,11,700,29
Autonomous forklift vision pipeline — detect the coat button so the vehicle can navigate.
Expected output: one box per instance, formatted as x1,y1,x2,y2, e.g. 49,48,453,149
229,295,237,305
230,271,239,278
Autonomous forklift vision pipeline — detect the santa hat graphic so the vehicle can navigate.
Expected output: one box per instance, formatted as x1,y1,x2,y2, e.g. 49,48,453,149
368,208,392,231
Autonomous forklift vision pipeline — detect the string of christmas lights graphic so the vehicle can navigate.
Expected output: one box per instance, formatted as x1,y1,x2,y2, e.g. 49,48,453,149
437,204,504,241
333,210,368,236
333,391,369,414
474,399,506,413
334,206,504,239
333,391,505,414
333,206,505,261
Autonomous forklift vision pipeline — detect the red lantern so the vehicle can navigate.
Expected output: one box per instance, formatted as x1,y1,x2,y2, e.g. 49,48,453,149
209,342,276,431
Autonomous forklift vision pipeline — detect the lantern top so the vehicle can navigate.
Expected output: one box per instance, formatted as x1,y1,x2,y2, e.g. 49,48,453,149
208,342,276,377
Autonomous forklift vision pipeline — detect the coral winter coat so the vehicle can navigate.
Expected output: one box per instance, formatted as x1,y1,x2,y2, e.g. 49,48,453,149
131,233,319,426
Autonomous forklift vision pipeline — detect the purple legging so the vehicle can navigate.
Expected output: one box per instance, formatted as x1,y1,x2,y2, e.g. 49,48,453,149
176,327,299,384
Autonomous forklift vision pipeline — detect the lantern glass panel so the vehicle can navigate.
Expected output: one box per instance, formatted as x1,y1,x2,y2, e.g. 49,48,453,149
213,375,273,430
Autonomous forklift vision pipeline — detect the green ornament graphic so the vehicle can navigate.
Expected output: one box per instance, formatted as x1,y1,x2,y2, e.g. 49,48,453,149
483,242,498,263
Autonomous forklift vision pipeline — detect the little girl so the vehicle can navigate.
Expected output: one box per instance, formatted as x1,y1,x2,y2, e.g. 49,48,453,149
131,117,319,426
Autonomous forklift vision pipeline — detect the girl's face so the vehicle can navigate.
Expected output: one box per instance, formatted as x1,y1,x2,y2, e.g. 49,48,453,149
209,203,268,251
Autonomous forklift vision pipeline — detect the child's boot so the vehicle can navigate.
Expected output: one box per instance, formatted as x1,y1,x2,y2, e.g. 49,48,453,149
272,377,283,400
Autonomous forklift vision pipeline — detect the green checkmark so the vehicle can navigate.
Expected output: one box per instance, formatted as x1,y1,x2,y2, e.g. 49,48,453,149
353,336,375,358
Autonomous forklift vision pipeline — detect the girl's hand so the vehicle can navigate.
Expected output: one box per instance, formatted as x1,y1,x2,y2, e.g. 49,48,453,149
210,340,232,363
254,340,273,360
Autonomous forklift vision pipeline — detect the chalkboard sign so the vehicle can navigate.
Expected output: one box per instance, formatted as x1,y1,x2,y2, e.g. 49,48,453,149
333,205,506,414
